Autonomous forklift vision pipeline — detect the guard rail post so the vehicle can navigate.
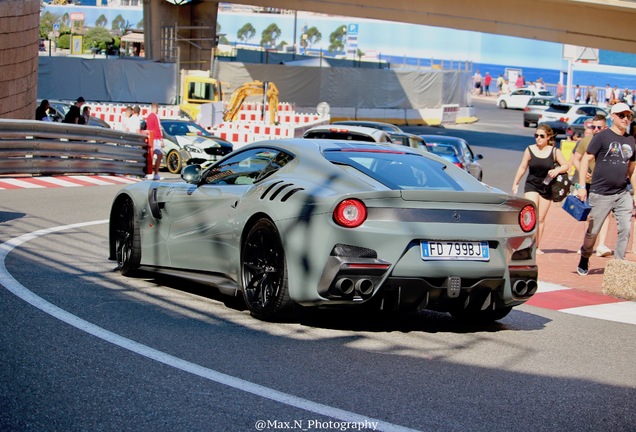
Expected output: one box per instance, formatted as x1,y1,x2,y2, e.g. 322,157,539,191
143,130,154,175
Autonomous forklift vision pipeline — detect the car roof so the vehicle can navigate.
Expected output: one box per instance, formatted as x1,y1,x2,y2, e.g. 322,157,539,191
418,134,465,145
332,120,402,132
304,124,392,142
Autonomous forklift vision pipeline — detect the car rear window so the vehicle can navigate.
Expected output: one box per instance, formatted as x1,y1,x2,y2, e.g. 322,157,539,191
545,104,570,113
304,131,377,142
528,98,553,106
324,149,465,191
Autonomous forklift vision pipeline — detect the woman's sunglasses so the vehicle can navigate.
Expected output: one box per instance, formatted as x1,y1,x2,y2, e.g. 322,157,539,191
534,133,547,138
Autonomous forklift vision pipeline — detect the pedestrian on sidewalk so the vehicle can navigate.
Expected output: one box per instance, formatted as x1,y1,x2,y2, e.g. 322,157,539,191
145,102,164,180
483,72,492,96
576,103,636,275
512,124,570,254
571,114,613,257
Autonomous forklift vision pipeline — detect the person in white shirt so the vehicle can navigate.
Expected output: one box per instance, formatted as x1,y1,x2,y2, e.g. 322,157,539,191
122,105,141,133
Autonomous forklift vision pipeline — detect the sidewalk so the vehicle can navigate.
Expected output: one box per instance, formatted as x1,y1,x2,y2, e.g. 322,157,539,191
536,201,636,294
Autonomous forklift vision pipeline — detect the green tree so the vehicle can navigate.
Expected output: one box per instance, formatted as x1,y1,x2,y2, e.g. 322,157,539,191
84,27,114,52
60,12,70,28
328,25,347,53
260,23,281,48
39,11,59,38
136,19,144,30
95,14,108,28
304,26,322,48
111,15,132,36
277,40,288,51
237,23,256,43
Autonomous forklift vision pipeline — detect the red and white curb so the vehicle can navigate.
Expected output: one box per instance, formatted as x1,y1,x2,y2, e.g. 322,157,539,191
0,175,141,190
527,282,636,325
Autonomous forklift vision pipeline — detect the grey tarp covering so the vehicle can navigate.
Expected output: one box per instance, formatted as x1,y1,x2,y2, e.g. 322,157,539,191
38,57,177,104
218,62,470,109
37,57,468,108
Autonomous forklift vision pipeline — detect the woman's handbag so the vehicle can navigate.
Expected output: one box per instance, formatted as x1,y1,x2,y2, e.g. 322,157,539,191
548,148,571,202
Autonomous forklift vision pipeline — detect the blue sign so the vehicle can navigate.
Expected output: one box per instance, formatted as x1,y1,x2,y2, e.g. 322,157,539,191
53,23,60,31
347,24,359,35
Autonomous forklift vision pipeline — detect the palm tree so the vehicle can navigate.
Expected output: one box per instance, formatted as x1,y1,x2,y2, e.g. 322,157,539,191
260,23,281,48
237,23,256,43
95,14,108,28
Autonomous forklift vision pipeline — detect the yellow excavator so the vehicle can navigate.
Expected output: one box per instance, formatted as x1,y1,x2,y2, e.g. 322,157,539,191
223,80,279,124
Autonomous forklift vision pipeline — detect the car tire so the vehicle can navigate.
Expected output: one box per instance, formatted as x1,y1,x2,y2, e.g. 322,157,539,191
166,150,182,174
113,197,141,276
498,100,507,109
523,121,530,127
450,306,513,323
240,218,293,321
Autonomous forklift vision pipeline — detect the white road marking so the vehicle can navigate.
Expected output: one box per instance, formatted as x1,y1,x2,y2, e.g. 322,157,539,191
561,302,636,325
536,281,570,293
0,221,417,432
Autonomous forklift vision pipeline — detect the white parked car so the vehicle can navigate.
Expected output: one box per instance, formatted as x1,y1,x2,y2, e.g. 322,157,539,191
303,124,394,143
496,88,554,109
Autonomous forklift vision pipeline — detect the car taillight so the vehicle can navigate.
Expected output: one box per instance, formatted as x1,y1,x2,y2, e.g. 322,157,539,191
559,117,569,122
523,107,530,112
519,204,536,232
333,199,367,228
453,162,464,169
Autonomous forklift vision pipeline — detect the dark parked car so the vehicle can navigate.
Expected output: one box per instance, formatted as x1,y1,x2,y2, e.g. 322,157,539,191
419,135,484,181
387,132,429,152
46,101,111,128
523,97,558,127
566,116,613,139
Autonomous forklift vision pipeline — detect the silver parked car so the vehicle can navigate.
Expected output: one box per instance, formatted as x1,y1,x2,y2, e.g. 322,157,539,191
523,97,558,127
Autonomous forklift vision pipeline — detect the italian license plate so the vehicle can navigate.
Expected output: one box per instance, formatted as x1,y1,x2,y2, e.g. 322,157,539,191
421,241,490,261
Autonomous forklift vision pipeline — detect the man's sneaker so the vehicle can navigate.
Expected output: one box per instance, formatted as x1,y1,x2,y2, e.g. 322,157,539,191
577,257,589,276
596,245,612,257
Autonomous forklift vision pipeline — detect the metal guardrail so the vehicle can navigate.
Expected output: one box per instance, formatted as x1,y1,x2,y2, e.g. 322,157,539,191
0,120,149,177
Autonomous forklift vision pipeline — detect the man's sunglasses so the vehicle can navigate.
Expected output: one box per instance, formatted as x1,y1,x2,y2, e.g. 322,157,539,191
614,112,634,120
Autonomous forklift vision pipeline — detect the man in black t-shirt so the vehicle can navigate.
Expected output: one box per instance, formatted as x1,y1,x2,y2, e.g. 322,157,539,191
62,96,85,124
576,103,636,275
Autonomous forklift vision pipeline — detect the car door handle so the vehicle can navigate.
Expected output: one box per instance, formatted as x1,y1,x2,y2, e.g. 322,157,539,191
231,200,239,209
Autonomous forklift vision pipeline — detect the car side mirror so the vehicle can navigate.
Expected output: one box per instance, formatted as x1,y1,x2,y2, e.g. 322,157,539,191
181,164,202,183
475,154,484,160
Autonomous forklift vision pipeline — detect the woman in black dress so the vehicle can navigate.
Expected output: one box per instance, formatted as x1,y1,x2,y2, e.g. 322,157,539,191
512,124,569,254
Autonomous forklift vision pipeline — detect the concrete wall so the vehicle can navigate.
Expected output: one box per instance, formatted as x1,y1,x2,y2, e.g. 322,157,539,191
0,0,40,120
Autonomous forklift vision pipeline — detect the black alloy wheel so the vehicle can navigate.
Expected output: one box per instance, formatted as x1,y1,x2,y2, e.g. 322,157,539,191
241,219,292,320
114,197,141,276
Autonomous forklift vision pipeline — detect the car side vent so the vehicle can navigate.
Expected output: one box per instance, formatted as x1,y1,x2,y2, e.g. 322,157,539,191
280,188,304,202
260,181,284,200
269,183,294,200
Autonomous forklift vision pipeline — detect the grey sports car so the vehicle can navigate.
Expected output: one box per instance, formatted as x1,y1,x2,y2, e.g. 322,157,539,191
109,139,538,322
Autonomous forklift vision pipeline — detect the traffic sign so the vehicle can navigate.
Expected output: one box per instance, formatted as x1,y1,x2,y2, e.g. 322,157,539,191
69,12,85,21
